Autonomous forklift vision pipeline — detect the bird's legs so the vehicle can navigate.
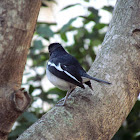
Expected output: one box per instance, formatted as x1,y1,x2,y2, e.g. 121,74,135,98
56,88,75,106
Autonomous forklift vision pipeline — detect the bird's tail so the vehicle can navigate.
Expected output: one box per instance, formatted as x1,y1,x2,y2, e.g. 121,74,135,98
82,73,111,85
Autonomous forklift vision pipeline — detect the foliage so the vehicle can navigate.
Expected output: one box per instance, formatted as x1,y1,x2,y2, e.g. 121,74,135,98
8,0,140,140
112,100,140,140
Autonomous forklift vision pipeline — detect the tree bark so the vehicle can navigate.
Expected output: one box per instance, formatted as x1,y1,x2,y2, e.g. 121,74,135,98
18,0,140,140
0,0,41,140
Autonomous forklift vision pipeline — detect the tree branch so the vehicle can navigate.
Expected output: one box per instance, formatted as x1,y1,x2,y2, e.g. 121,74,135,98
17,0,140,139
0,0,41,140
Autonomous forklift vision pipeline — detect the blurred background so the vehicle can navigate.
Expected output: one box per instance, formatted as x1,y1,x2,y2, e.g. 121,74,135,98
9,0,140,139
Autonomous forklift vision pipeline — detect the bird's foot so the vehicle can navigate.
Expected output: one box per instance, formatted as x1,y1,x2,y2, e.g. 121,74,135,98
55,103,65,106
55,89,74,106
56,97,65,103
55,97,65,106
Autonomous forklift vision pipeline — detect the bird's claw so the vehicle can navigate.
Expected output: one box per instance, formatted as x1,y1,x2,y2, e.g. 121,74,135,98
55,97,65,106
55,103,65,106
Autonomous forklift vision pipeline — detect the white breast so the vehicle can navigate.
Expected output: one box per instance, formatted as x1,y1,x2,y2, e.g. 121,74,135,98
46,67,75,91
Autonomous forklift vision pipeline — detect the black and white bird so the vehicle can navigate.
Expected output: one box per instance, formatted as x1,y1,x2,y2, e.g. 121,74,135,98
46,43,111,106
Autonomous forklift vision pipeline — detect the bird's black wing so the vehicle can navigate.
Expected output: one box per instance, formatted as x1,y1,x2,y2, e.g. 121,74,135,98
47,54,85,88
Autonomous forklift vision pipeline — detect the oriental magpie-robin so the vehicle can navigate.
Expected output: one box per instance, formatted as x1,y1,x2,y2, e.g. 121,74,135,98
46,43,111,106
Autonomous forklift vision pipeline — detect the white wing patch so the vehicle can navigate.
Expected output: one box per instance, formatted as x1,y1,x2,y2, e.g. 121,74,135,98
48,61,80,83
64,71,80,83
48,61,63,71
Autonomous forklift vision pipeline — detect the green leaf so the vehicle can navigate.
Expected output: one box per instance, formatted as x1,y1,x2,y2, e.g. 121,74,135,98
88,7,98,15
94,23,107,30
60,3,81,11
33,40,44,50
36,24,54,38
37,22,57,26
61,17,77,33
93,39,101,46
29,85,35,95
9,124,28,137
102,6,114,13
47,87,66,95
87,8,100,23
22,112,38,123
60,33,68,42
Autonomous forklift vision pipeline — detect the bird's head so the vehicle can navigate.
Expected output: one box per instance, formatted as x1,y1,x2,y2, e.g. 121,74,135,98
48,43,65,56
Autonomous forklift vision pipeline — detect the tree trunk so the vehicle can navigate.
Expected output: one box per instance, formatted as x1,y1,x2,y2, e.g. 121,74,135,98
17,0,140,140
0,0,41,140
